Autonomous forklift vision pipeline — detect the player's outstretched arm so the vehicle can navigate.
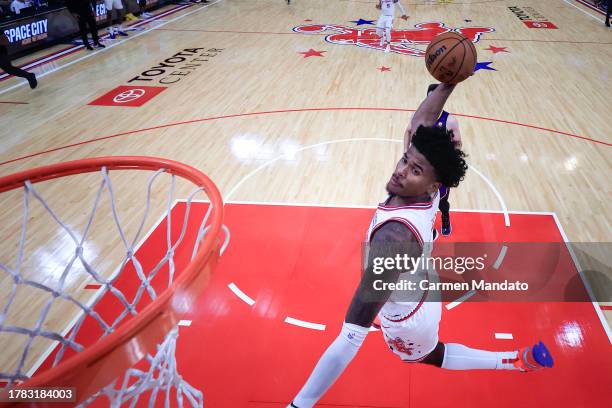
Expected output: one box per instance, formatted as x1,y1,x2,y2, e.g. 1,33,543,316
289,222,421,408
409,83,455,137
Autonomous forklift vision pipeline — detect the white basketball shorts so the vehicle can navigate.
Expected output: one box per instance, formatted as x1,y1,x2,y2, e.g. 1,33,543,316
376,15,393,30
378,299,441,362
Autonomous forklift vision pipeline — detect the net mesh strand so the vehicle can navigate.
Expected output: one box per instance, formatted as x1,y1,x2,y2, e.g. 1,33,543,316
0,166,223,407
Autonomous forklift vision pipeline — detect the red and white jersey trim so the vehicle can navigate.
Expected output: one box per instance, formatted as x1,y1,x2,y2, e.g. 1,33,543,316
366,191,439,245
377,202,434,211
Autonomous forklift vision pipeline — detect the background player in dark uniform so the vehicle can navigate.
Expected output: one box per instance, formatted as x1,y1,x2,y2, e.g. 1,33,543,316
0,31,37,89
66,0,105,51
405,83,462,236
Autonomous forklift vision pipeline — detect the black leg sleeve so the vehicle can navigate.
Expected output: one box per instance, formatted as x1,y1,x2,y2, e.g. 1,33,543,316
0,54,31,79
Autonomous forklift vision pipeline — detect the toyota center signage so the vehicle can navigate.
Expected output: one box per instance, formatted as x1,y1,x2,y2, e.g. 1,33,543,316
88,85,167,107
508,6,558,29
88,47,223,108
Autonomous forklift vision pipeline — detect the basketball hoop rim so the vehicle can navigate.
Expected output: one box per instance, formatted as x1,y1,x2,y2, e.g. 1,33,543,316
0,156,224,401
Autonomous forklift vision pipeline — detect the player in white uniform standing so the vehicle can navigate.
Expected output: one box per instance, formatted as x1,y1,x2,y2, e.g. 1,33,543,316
287,82,554,408
376,0,408,52
105,0,128,39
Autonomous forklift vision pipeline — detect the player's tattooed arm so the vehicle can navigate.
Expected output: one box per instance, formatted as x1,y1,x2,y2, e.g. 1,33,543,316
410,83,455,131
345,221,422,328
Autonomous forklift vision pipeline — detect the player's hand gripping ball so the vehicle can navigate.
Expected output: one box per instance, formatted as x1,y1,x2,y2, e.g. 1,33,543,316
425,32,477,84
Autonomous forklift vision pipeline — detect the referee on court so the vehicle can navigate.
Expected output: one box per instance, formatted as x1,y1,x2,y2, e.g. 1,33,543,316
66,0,105,50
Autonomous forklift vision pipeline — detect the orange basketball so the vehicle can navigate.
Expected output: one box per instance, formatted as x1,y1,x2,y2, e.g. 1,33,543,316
424,32,477,84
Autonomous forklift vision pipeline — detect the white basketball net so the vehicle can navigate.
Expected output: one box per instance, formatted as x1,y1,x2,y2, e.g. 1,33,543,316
0,166,228,407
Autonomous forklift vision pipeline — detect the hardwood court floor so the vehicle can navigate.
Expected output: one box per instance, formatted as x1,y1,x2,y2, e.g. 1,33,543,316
0,0,610,403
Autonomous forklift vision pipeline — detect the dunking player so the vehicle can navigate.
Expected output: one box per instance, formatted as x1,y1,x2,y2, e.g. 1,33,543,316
375,0,408,52
105,0,128,39
287,82,553,408
405,84,461,236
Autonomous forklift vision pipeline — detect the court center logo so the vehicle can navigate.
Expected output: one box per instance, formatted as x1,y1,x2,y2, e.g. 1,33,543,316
292,22,494,57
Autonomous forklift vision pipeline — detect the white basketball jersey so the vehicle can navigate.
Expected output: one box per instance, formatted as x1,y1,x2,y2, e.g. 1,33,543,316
366,191,439,250
366,192,440,305
380,0,398,17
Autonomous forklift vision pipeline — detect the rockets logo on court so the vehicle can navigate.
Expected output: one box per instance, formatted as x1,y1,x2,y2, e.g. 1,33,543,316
292,22,494,57
88,85,167,107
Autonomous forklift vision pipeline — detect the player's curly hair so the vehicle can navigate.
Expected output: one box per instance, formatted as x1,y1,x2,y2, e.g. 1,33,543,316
411,125,468,188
